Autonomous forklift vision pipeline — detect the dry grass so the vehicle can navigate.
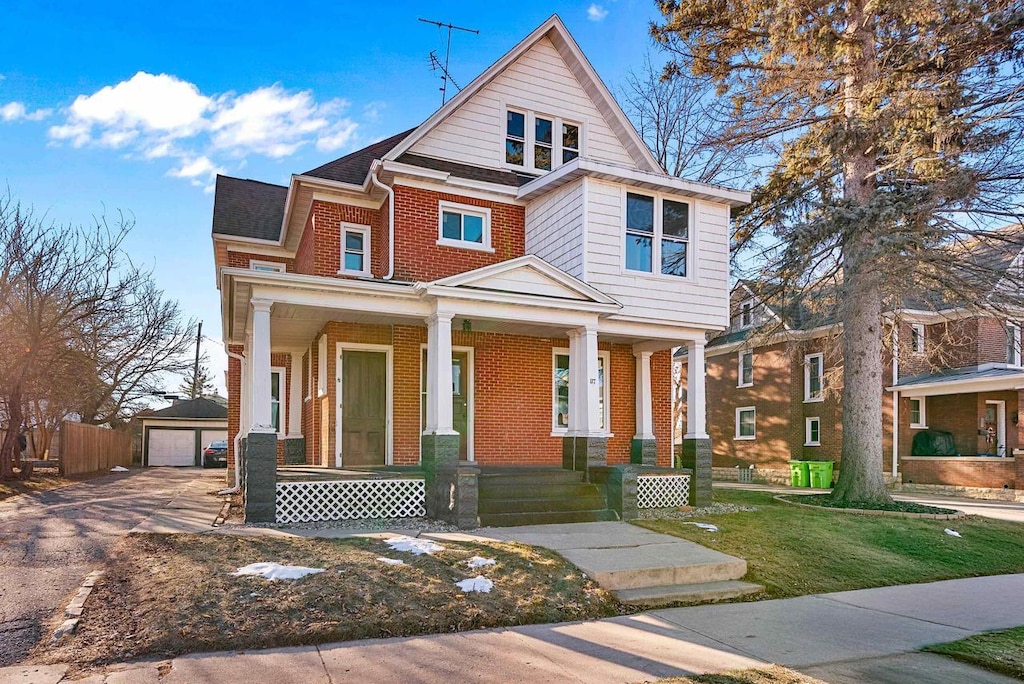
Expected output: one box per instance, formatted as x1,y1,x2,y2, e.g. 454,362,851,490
0,468,104,502
655,665,827,684
42,532,620,667
924,626,1024,679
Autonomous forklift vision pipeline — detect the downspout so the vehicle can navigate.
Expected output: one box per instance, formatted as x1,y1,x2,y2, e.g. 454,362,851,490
369,161,395,280
224,348,245,492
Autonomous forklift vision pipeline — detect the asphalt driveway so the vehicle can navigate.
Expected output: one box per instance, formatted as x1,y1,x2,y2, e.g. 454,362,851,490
0,468,209,666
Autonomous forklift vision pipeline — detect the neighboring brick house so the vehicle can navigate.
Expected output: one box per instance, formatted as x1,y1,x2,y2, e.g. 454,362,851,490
211,16,749,525
694,226,1024,497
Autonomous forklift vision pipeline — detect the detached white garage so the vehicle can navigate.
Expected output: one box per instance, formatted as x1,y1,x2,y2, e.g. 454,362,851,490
141,398,229,467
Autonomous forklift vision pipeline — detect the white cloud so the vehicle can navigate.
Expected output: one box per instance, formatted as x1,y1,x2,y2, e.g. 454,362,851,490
47,72,364,189
587,4,609,21
1,101,52,122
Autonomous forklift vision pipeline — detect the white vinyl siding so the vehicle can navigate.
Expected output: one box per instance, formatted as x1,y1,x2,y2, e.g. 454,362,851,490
524,178,584,278
585,179,730,328
409,37,636,171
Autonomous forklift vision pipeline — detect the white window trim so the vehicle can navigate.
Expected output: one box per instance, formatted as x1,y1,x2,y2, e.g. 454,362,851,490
338,223,372,277
911,323,926,355
739,299,754,328
250,259,285,273
270,365,286,438
909,396,928,429
437,201,494,252
805,417,821,446
317,335,327,398
1008,322,1021,366
550,348,611,436
621,189,696,281
737,350,753,388
303,348,311,402
804,353,824,403
502,107,584,174
735,406,756,440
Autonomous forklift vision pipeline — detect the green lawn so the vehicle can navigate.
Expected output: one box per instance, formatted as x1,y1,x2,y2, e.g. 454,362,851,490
636,490,1024,599
924,626,1024,680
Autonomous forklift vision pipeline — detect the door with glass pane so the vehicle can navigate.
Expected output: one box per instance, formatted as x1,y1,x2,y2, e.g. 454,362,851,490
421,350,472,461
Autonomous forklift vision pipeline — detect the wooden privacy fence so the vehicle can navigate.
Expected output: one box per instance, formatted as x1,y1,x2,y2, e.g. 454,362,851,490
59,421,132,475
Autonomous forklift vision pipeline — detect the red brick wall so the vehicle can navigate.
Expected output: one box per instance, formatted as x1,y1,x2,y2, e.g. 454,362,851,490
392,185,525,281
901,457,1016,489
226,345,242,474
899,391,1019,458
293,200,385,278
226,251,295,272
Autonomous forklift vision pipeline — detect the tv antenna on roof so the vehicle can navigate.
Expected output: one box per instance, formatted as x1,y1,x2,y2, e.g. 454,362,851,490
419,18,479,106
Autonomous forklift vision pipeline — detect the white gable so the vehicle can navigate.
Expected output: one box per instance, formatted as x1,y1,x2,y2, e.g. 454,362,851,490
431,255,619,305
408,36,639,172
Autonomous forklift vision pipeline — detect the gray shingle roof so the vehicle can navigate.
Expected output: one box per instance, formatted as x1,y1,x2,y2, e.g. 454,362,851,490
211,175,288,242
303,129,415,185
149,397,228,420
396,153,536,187
895,365,1024,389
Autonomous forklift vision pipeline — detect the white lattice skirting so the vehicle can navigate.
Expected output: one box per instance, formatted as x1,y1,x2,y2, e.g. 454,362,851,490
637,474,691,509
275,479,426,524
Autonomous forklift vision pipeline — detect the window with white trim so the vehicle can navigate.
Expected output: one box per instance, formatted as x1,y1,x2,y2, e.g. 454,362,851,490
735,407,756,439
304,350,311,401
805,417,821,446
804,353,823,402
340,224,371,276
270,366,285,434
438,202,492,251
738,350,753,387
909,397,927,428
739,299,754,328
625,191,690,277
552,349,609,432
911,323,926,355
317,335,327,397
504,108,582,173
1007,322,1021,366
250,260,284,273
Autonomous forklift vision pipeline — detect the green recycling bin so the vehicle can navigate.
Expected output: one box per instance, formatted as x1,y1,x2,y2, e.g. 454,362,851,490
789,461,810,488
807,461,835,488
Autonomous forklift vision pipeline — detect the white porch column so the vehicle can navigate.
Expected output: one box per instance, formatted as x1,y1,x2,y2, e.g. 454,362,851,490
574,324,602,436
288,352,303,437
566,329,582,433
249,299,275,432
424,312,457,435
633,350,655,440
684,338,709,439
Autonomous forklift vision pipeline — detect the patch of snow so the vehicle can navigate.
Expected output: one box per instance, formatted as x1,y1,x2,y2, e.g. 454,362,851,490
944,528,962,538
217,487,239,495
467,556,496,568
456,576,494,593
377,557,406,566
110,466,129,472
232,562,325,581
385,536,444,556
683,522,719,532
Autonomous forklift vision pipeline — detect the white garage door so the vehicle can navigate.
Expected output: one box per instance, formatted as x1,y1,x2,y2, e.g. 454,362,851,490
200,430,228,449
148,429,196,466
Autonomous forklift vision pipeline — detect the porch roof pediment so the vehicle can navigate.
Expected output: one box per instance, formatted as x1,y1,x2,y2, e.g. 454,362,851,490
425,256,620,308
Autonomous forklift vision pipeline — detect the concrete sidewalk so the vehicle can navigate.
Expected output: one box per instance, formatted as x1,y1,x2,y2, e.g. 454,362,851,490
6,574,1021,683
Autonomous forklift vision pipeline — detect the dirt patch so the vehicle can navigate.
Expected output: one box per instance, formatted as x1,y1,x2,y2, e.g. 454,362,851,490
657,665,827,683
0,468,107,502
41,532,621,668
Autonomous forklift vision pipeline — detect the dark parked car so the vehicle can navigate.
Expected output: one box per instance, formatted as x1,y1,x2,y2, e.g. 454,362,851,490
202,440,228,468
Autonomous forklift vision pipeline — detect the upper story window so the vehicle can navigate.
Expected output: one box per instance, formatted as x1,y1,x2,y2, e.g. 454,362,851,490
505,108,582,174
625,192,691,277
739,299,755,328
738,350,753,387
438,201,493,252
339,223,371,277
1007,322,1021,366
910,323,926,355
250,260,284,273
804,353,824,402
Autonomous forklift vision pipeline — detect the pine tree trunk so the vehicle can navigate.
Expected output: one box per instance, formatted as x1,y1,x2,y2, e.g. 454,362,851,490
831,0,892,505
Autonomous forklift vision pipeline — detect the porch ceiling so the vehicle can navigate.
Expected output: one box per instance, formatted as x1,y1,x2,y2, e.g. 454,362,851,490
269,304,423,348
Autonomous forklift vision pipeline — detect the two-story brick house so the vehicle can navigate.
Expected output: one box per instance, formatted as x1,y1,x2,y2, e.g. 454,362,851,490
211,16,749,525
697,227,1024,498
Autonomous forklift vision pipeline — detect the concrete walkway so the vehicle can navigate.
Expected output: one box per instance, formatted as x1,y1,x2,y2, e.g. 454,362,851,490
5,573,1021,683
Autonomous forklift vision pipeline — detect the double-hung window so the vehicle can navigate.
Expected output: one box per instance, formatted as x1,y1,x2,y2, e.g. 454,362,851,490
738,350,753,387
505,108,582,173
625,192,691,278
805,417,821,446
804,353,823,402
438,201,492,252
911,323,926,355
739,299,754,328
735,407,756,439
552,350,609,433
339,224,371,276
909,397,927,428
1008,322,1021,366
270,367,285,434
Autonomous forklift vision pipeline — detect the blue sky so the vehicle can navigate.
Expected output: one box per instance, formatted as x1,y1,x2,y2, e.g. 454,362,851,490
0,0,665,395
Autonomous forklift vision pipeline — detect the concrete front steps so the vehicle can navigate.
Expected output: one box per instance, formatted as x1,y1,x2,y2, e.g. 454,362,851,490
477,521,762,606
477,468,619,527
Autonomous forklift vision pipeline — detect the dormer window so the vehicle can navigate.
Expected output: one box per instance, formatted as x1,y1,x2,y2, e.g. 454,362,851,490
739,300,754,327
505,108,581,173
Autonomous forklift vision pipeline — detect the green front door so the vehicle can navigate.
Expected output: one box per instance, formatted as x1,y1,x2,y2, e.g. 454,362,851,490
452,351,469,461
341,350,387,466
